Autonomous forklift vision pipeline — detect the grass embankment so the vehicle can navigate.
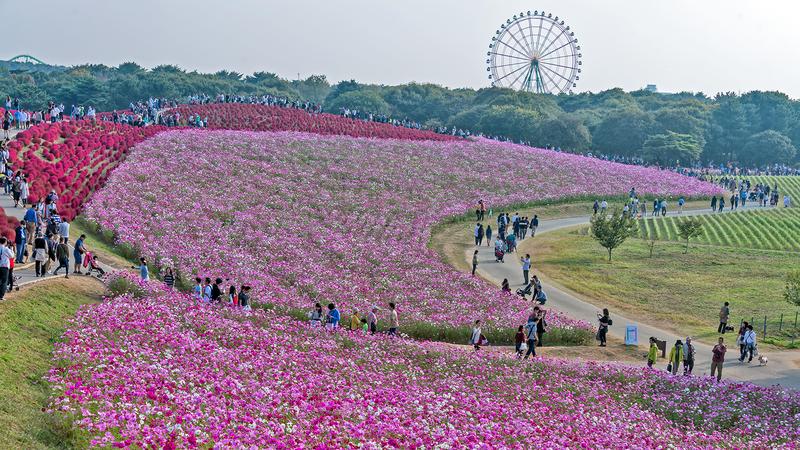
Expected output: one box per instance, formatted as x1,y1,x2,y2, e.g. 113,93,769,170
527,226,800,347
71,216,138,269
0,277,102,449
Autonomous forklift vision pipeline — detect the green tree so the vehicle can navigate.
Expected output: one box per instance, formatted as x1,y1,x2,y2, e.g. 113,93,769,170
590,208,637,262
676,218,704,253
704,93,750,163
641,132,702,166
741,130,797,166
325,90,390,115
535,115,591,152
292,75,330,104
785,271,800,307
592,108,655,156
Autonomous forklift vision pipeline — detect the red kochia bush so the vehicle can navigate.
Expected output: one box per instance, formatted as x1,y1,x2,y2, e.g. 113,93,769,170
169,103,459,141
3,121,167,237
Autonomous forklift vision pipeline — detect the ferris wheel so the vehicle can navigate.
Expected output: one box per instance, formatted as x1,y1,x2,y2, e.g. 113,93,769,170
486,11,582,94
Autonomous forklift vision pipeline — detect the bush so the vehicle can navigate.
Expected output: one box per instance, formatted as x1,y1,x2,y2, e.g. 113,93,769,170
106,276,146,298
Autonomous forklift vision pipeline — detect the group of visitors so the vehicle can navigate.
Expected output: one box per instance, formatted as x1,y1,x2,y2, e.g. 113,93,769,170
192,276,253,310
308,301,399,335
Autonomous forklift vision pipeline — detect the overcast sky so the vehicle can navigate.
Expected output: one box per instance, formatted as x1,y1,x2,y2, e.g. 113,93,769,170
2,0,798,97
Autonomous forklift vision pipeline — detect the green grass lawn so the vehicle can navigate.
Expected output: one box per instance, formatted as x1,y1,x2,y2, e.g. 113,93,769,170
637,208,800,251
530,227,800,347
0,278,102,449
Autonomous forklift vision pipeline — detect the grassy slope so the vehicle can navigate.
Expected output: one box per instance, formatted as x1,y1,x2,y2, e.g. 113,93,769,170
0,277,103,449
528,227,800,347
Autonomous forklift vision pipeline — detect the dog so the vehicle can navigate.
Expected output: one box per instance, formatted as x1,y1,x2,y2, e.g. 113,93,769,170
758,355,769,366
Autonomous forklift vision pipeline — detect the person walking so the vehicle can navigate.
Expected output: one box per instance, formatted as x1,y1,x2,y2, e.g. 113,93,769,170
520,253,531,285
0,237,11,300
53,237,70,278
647,337,658,368
592,200,599,215
668,340,684,375
597,308,611,347
485,225,492,247
683,337,695,375
73,234,86,274
477,223,484,246
711,196,717,212
471,320,482,351
737,321,749,355
514,325,525,358
739,325,756,363
523,316,537,359
718,197,725,212
471,250,478,276
530,215,539,237
14,221,26,263
718,302,730,333
711,337,727,382
388,302,399,335
473,223,481,246
32,233,48,277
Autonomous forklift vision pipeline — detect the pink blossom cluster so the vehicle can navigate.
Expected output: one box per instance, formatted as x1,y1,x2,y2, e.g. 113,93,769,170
86,130,721,332
168,103,459,141
48,288,800,448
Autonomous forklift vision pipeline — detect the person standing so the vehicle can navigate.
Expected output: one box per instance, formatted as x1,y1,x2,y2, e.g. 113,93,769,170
514,325,525,358
683,337,695,375
32,233,48,277
592,200,599,215
647,337,658,368
163,268,175,289
530,215,539,237
523,316,537,359
737,321,749,355
73,234,86,274
711,337,726,382
473,223,481,246
367,307,378,334
485,225,492,247
476,224,484,246
139,257,150,281
309,303,324,326
668,340,684,375
597,308,611,347
471,320,482,351
14,221,26,263
53,238,70,278
534,307,546,346
718,302,730,333
0,237,11,300
711,196,717,212
388,302,399,335
58,219,70,244
521,254,531,285
471,250,478,276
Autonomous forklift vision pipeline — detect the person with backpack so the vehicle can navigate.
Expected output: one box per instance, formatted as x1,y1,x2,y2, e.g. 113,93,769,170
683,337,696,375
668,340,683,375
597,308,611,347
647,337,658,368
52,237,69,278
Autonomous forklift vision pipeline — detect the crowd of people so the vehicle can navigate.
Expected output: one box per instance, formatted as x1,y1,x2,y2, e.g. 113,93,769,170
189,276,253,310
709,177,790,210
306,300,400,336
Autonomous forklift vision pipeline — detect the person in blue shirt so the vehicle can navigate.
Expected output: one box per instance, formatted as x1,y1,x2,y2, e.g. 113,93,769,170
139,257,149,281
73,234,86,274
327,303,341,329
14,221,26,263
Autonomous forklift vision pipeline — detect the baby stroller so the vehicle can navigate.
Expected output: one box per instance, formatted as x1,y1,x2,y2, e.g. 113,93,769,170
516,282,533,298
83,252,106,277
494,248,505,263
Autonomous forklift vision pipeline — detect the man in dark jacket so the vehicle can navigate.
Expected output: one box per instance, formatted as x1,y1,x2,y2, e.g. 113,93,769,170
53,237,70,278
14,221,25,263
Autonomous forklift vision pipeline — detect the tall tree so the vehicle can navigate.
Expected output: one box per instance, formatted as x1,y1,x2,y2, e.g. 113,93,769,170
740,130,797,166
641,132,702,166
592,108,655,156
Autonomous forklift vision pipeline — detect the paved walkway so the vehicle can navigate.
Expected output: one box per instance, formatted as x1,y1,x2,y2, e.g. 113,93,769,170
468,207,800,389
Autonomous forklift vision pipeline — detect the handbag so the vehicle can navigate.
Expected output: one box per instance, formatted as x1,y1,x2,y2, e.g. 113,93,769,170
519,342,528,353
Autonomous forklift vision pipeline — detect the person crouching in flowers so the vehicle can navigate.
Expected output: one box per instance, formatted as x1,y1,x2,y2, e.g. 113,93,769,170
193,277,203,301
349,310,361,331
308,303,323,327
239,285,252,311
326,303,341,330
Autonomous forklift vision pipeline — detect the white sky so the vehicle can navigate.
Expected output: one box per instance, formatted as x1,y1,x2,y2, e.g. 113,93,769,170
2,0,798,97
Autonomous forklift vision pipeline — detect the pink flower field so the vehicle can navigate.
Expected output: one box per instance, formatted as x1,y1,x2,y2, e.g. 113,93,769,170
48,274,800,448
85,130,719,336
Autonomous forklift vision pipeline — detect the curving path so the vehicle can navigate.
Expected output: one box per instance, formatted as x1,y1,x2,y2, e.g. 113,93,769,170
466,207,800,389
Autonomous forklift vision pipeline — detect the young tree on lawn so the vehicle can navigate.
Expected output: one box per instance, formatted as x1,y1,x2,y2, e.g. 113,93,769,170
590,208,637,262
785,271,800,307
676,218,704,253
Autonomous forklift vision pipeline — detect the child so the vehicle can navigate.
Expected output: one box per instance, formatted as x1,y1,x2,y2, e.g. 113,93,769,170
515,325,525,358
647,337,658,368
349,311,361,331
361,318,368,334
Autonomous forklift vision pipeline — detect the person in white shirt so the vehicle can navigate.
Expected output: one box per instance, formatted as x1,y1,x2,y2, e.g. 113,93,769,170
0,237,12,300
471,320,482,351
58,220,70,244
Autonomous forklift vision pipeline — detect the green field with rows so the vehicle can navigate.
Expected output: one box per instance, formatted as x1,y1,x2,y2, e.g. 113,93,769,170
637,176,800,251
637,208,800,251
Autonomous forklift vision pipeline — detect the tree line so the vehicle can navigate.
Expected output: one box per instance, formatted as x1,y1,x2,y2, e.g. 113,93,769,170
1,61,798,167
